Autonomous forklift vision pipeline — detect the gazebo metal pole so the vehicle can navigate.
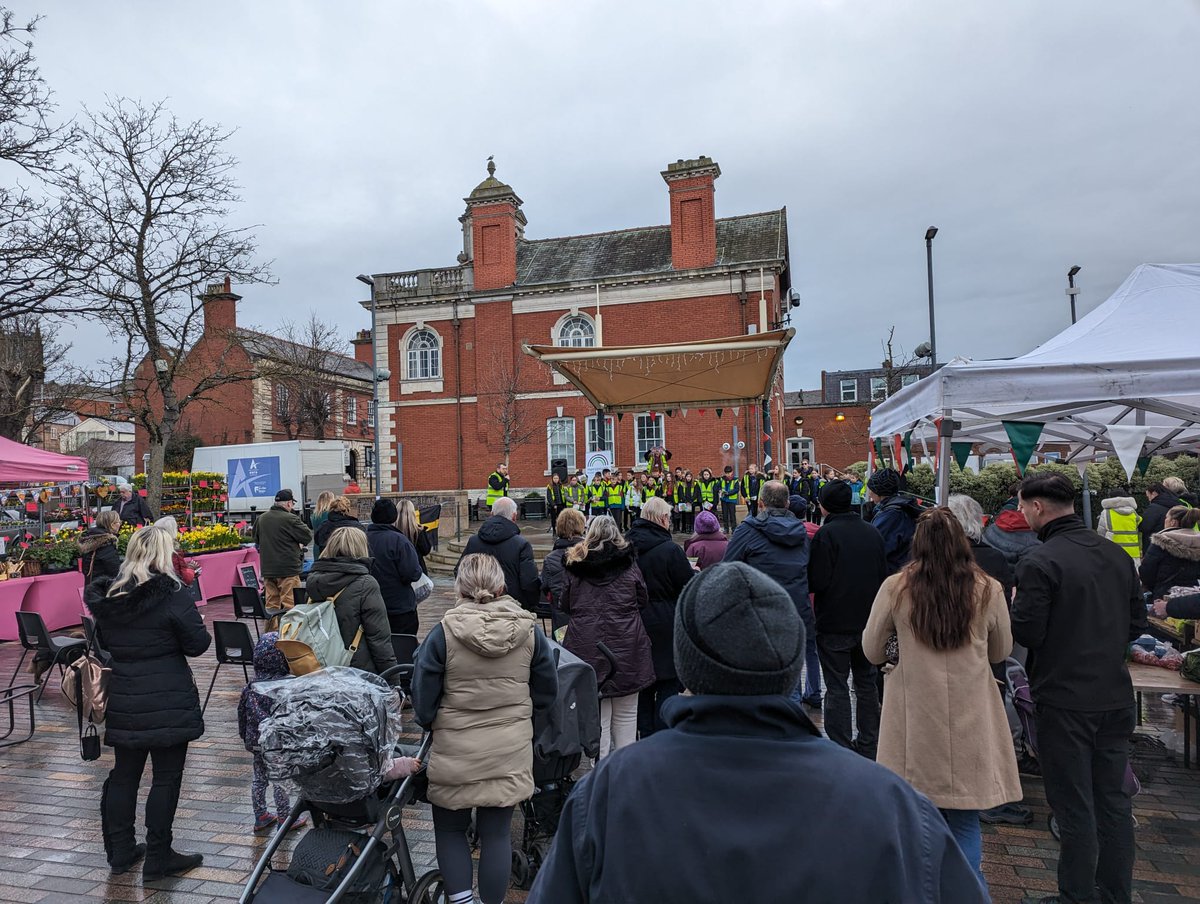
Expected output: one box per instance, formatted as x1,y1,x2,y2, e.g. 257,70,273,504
1081,466,1093,528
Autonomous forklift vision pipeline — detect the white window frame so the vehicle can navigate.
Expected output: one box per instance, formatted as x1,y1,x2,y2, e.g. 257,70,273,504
345,395,358,426
901,373,920,387
276,384,291,417
554,312,597,349
586,415,614,455
870,377,888,401
634,413,665,463
400,325,444,394
366,404,376,429
546,417,576,471
839,379,857,403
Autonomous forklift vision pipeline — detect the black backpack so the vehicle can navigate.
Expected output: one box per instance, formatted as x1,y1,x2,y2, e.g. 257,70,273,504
287,828,390,903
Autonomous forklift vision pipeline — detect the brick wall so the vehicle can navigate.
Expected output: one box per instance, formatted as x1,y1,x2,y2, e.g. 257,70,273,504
782,403,874,471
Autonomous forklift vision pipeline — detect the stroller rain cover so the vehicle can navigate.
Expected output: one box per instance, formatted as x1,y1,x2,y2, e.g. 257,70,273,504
534,640,601,765
254,666,403,804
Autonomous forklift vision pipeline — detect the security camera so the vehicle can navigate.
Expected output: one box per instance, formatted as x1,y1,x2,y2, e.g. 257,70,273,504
375,368,391,382
914,342,933,359
786,287,802,309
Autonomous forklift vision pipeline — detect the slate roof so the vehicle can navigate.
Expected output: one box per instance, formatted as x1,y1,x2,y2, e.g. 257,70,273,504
514,209,787,286
234,329,373,382
783,390,827,407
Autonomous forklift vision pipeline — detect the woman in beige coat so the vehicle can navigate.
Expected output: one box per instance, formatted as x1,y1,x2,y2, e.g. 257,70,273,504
863,507,1022,891
412,554,558,904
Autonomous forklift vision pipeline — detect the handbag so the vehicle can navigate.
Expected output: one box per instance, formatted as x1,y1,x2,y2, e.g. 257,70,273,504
412,572,434,604
62,647,111,761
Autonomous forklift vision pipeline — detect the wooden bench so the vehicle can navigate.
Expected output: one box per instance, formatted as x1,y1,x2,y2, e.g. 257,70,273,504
1129,662,1199,769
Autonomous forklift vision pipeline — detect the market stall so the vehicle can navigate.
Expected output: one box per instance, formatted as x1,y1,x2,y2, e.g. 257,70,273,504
0,441,89,641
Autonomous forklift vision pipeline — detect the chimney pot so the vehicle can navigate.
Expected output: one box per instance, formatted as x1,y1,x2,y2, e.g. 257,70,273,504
662,157,721,270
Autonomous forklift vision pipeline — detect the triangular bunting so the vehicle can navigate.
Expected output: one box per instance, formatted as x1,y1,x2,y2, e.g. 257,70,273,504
732,407,740,416
616,412,624,422
1002,421,1044,476
681,409,688,418
715,408,723,418
1104,425,1151,481
1137,456,1152,477
666,410,674,418
698,409,706,415
951,442,972,471
1075,461,1089,479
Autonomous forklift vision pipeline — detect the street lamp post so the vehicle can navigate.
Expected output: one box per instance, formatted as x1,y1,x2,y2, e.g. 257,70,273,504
925,227,938,368
356,274,382,499
1067,265,1081,324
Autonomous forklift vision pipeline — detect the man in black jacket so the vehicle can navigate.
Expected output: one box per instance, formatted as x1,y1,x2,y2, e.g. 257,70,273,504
365,498,424,635
1011,473,1146,904
113,484,153,526
459,497,540,609
626,496,695,736
527,563,986,904
807,480,887,757
1140,481,1183,549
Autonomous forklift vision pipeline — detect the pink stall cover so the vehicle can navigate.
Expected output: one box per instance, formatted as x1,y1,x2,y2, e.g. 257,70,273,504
0,436,90,484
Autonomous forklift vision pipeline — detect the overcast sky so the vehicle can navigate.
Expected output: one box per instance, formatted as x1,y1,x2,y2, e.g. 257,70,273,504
18,0,1200,390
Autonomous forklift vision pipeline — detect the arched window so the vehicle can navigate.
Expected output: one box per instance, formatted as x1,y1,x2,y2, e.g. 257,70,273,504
555,313,596,348
406,329,441,380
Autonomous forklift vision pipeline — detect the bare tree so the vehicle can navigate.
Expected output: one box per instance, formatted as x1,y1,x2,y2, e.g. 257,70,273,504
0,9,96,321
877,326,927,402
478,359,539,466
61,99,272,513
268,315,346,440
0,315,90,442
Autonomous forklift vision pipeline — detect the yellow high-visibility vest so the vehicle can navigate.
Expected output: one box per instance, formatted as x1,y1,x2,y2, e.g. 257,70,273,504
485,471,507,506
1107,509,1142,559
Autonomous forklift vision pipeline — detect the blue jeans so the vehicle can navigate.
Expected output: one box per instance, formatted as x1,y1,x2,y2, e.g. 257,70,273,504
940,808,985,889
788,600,822,703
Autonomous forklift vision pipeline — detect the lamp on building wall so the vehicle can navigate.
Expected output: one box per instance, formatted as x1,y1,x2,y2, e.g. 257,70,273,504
835,411,846,422
793,416,804,426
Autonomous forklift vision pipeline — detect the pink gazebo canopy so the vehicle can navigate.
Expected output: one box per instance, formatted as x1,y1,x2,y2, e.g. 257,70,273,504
0,436,90,484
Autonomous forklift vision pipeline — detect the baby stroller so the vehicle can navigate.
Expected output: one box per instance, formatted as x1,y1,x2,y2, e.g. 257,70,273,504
239,666,446,904
509,639,603,888
1004,658,1140,842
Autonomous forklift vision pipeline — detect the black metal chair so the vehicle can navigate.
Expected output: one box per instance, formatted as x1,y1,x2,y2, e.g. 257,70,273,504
80,615,112,666
231,586,284,640
202,620,255,714
10,611,86,702
0,683,37,748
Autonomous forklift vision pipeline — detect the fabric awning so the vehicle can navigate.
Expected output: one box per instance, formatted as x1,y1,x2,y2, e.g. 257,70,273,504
0,436,90,484
523,329,794,413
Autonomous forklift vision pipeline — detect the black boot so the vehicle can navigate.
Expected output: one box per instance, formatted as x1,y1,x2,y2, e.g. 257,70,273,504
143,850,203,882
101,774,141,870
110,844,146,876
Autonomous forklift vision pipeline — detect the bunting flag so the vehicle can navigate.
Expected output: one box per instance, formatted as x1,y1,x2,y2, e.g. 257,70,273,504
1104,425,1151,481
1075,461,1089,479
1137,456,1152,477
892,435,904,472
732,407,740,416
680,409,688,418
902,431,913,464
698,409,706,415
715,408,723,418
666,410,674,418
616,412,624,422
952,442,973,471
874,437,886,468
649,410,656,419
1002,421,1044,476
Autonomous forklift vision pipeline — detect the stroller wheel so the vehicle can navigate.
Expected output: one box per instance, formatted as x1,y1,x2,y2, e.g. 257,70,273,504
512,849,532,889
1048,814,1060,842
409,868,448,903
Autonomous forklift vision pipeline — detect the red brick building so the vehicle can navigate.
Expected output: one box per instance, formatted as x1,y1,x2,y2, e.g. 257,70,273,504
132,280,376,478
364,157,794,493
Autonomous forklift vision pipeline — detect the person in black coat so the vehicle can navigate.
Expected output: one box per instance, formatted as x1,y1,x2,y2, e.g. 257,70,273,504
365,498,425,635
312,497,366,551
625,497,695,736
458,498,540,609
807,481,887,757
79,511,122,585
1140,482,1184,549
112,484,154,527
396,499,434,574
949,494,1015,600
526,563,987,904
1141,508,1200,601
84,525,211,881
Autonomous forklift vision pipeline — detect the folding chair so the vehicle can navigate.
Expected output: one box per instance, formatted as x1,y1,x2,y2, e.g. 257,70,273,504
10,612,86,702
202,620,255,714
80,615,112,666
231,586,284,640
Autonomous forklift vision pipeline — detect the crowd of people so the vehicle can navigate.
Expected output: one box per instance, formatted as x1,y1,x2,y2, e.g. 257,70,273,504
75,460,1195,902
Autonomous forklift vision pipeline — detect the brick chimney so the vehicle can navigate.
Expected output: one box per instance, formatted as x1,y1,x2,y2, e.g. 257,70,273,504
662,156,720,270
461,159,526,292
351,328,373,365
201,276,241,334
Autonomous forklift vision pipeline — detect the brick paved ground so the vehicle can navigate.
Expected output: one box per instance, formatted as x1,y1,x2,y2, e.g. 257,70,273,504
2,577,1198,903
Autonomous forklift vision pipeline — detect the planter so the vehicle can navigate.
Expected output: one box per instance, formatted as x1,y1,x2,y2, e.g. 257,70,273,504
522,497,547,520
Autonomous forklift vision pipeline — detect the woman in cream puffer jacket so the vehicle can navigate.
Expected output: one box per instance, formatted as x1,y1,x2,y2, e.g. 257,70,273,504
412,553,557,904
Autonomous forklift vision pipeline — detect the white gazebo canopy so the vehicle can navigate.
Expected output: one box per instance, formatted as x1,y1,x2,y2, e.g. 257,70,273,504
870,263,1200,464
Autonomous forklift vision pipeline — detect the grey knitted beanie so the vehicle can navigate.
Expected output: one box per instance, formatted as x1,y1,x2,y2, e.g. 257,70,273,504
674,562,805,696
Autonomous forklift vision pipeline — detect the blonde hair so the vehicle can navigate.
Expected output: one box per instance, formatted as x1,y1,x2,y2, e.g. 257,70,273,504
395,498,421,542
567,514,628,564
153,515,179,536
322,526,369,559
555,507,585,539
329,495,353,516
108,526,179,596
96,511,121,533
314,491,336,517
455,552,507,604
641,496,672,525
1163,476,1188,496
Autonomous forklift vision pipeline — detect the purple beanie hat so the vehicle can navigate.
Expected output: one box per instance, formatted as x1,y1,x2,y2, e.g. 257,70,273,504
694,510,722,535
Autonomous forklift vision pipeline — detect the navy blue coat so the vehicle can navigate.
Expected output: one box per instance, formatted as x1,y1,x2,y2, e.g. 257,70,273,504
722,508,810,612
365,523,423,616
86,573,212,749
527,695,987,903
871,494,922,575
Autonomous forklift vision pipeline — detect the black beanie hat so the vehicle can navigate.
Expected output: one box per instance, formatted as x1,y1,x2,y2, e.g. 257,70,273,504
674,562,805,696
371,497,398,525
868,468,901,498
787,494,807,518
819,480,852,514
